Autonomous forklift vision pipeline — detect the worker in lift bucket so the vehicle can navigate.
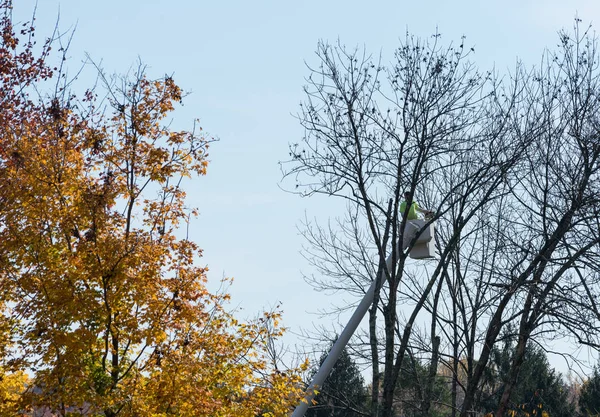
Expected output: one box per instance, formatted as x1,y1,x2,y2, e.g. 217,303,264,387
400,191,434,220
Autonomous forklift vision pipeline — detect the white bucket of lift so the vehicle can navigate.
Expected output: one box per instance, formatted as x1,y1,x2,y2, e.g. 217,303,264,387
402,219,435,259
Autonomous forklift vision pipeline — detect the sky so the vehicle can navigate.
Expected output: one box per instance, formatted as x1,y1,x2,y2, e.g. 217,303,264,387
13,0,600,372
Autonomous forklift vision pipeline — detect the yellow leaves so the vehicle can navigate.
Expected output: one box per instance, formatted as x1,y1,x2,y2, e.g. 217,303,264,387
0,13,301,415
0,370,28,417
505,401,549,417
300,357,311,372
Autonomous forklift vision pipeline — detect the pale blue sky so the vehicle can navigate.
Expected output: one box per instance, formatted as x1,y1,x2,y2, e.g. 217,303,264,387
14,0,600,369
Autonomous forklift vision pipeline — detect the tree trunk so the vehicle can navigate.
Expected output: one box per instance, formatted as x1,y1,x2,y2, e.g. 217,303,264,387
422,336,441,417
495,332,528,417
370,267,383,417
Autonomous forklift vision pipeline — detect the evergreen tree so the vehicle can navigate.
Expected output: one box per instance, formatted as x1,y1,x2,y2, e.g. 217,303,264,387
479,340,576,417
395,355,451,417
579,364,600,416
306,342,367,417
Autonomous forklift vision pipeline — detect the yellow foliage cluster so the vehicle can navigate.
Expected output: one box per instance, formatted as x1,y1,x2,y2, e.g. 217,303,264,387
0,2,306,415
0,371,29,416
484,403,549,417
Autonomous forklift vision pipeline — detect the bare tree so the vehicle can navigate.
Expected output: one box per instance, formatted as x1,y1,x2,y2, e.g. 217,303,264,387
285,24,600,417
405,23,600,417
489,24,600,417
283,32,529,417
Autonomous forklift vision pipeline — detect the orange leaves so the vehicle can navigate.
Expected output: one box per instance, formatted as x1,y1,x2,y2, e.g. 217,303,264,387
0,4,305,416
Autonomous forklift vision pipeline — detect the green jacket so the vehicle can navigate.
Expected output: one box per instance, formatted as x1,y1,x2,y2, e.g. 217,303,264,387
400,201,419,220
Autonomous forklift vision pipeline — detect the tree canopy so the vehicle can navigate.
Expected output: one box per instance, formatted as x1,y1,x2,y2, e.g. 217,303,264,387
0,2,306,415
284,20,600,417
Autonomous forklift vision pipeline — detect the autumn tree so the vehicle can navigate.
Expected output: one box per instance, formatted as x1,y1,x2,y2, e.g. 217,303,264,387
0,2,53,414
0,2,306,416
